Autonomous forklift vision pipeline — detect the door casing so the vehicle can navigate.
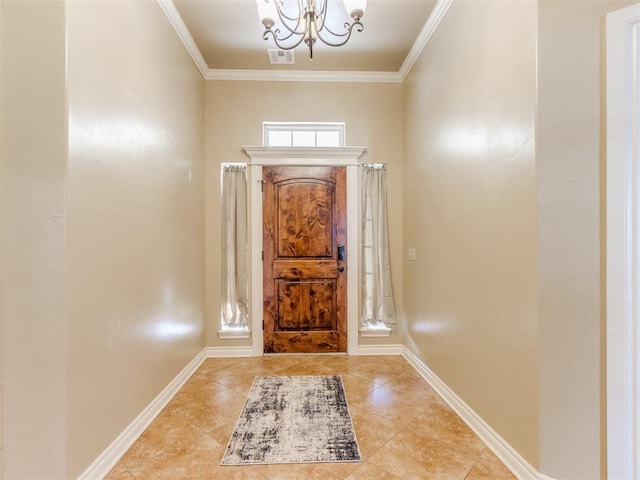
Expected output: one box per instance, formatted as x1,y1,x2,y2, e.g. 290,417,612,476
243,147,366,356
606,4,640,479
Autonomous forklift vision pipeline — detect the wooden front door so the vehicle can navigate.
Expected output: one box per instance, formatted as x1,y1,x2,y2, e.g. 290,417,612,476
263,166,347,353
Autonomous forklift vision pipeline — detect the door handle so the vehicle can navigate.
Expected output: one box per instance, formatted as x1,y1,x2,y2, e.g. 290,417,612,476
338,265,345,272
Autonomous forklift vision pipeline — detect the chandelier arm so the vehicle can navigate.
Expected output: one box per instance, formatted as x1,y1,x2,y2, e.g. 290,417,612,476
263,27,307,50
316,19,363,47
264,25,302,44
260,0,365,56
274,0,297,21
320,21,352,38
274,0,304,31
318,0,328,17
314,0,327,31
275,17,305,37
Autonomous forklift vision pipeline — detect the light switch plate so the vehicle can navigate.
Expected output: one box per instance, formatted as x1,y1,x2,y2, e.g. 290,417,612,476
408,248,416,261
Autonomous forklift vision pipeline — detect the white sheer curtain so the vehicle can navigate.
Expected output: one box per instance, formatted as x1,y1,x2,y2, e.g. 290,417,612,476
221,165,248,330
361,164,396,327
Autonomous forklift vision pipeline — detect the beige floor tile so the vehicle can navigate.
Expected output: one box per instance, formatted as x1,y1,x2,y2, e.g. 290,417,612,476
344,461,401,480
180,371,225,391
389,426,483,466
374,356,412,367
109,355,516,480
206,419,239,447
120,408,203,468
345,361,397,386
103,463,135,480
177,388,247,433
167,379,233,411
348,404,404,459
382,369,441,398
340,372,380,403
254,461,360,480
128,432,267,480
368,435,477,480
349,384,430,426
269,355,340,376
465,449,517,480
199,357,268,375
406,403,485,448
180,406,240,435
274,363,338,376
206,369,263,396
317,355,367,372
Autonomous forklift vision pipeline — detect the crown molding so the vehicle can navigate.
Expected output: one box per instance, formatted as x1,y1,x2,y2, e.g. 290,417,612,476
206,68,402,83
158,0,454,83
242,146,366,164
398,0,455,81
156,0,209,77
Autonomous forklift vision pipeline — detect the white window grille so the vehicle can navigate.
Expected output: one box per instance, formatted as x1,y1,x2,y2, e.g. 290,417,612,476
263,122,345,147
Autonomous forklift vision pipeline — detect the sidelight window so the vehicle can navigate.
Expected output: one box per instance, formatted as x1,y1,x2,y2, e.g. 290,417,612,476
220,164,249,337
361,163,396,331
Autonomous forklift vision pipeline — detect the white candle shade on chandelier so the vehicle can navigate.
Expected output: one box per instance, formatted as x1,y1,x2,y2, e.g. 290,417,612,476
255,0,367,59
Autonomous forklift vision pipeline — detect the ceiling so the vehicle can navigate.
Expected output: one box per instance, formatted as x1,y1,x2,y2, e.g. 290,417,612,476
171,0,439,74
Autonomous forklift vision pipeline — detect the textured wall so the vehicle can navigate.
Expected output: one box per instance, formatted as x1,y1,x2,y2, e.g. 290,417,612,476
537,1,636,478
402,0,539,466
1,1,4,475
204,80,403,349
0,1,68,478
66,1,205,476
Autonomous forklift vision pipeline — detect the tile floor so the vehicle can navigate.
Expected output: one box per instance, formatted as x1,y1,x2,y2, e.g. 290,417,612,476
105,355,516,480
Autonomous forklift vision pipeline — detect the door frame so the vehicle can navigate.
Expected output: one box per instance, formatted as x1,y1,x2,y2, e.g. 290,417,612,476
243,147,366,356
606,4,640,479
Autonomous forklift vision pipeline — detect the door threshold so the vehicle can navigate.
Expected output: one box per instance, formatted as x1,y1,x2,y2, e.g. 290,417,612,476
262,352,349,357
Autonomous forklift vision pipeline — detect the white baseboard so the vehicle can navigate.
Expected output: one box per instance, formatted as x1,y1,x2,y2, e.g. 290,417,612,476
401,346,553,480
538,474,557,480
208,344,405,357
80,343,553,480
358,344,404,355
205,346,255,357
208,344,408,357
77,348,207,480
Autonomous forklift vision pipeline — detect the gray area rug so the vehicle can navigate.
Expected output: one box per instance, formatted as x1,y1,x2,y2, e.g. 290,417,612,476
221,375,362,465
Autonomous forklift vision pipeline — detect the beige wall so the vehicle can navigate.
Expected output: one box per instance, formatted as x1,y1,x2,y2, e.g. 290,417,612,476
66,1,205,476
537,1,635,478
204,80,403,348
1,0,205,477
3,0,633,477
1,1,68,477
402,0,539,466
0,0,4,474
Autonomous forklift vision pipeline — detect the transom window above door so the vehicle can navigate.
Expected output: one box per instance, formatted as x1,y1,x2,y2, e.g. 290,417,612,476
263,122,345,147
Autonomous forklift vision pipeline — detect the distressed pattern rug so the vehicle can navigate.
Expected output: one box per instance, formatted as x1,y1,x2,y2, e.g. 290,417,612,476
221,375,362,465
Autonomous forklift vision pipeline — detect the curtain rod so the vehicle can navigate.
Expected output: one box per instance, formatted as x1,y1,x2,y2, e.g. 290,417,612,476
222,163,247,170
361,163,387,168
233,162,388,168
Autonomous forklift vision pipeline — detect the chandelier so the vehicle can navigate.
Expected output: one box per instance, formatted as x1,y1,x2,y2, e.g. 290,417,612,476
255,0,367,59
